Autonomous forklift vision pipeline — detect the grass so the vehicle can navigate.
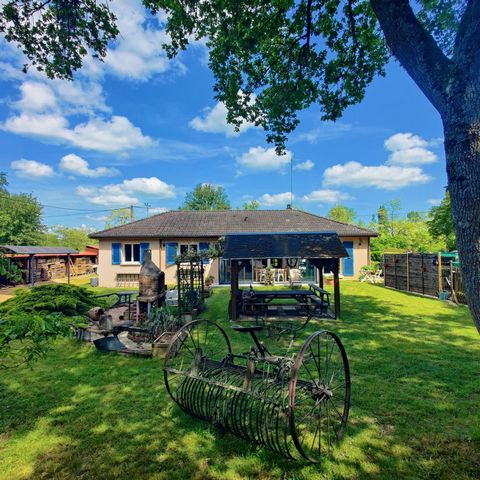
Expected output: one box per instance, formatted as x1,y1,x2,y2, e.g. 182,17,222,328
0,282,479,479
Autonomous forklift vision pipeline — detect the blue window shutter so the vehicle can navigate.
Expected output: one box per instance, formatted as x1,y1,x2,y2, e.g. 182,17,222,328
199,242,210,264
166,242,178,265
112,243,121,265
139,243,149,263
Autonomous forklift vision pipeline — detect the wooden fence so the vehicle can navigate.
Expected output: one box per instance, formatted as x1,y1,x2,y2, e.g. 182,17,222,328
383,253,466,303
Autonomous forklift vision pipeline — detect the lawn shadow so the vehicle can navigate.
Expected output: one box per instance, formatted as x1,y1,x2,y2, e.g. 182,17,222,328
1,284,479,479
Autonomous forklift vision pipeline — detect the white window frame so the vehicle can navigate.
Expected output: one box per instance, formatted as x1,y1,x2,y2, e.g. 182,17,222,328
122,242,141,264
179,243,199,256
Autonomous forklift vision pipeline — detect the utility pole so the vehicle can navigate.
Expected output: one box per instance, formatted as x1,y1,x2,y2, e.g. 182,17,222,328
144,202,151,217
130,204,135,223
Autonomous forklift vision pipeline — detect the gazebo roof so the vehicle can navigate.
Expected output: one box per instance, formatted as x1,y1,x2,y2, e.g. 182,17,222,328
222,232,348,260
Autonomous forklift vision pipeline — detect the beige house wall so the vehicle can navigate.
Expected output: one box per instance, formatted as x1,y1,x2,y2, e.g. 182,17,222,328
97,237,219,287
338,236,370,279
97,235,371,287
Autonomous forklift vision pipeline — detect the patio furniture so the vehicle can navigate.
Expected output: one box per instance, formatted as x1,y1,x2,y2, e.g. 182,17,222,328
275,268,286,282
224,232,347,321
164,319,351,462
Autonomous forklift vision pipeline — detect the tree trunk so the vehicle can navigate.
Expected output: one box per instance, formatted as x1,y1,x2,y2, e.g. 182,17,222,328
443,113,480,333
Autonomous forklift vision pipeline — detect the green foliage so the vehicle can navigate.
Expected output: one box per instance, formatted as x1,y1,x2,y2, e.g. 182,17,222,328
0,172,7,191
0,284,101,367
263,266,274,286
104,208,131,229
140,305,182,338
242,199,260,210
369,201,446,261
327,204,356,224
428,191,456,251
180,183,231,210
377,205,388,225
0,313,72,368
148,0,389,149
0,255,24,284
0,0,119,79
0,2,469,152
0,176,45,245
41,225,97,251
417,0,465,56
0,284,100,319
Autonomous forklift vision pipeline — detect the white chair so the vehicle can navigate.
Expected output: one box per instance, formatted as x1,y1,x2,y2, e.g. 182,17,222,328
259,269,266,283
276,269,285,282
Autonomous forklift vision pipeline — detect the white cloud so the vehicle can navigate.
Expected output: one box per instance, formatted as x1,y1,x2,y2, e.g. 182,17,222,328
76,177,176,206
237,146,292,173
12,79,109,117
384,132,427,151
259,192,294,206
10,159,55,178
15,82,57,112
59,154,119,177
190,101,256,137
427,198,442,206
298,122,353,143
76,185,139,206
294,159,314,171
303,189,351,204
82,0,179,81
385,132,438,165
3,113,154,153
323,161,432,190
148,207,169,215
122,177,176,197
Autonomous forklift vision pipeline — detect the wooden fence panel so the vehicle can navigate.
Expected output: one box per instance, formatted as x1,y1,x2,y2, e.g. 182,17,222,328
383,253,452,298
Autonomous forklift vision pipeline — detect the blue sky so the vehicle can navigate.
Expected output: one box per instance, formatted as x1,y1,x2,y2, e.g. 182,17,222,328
0,0,446,231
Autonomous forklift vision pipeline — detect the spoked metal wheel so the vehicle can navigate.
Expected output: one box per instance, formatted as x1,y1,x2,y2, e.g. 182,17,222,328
288,330,350,462
163,320,232,406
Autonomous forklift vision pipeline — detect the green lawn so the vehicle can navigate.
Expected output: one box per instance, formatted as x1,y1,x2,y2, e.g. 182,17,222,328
0,282,479,479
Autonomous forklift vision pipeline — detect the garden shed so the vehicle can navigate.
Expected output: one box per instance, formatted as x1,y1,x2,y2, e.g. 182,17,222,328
0,245,94,286
222,231,348,320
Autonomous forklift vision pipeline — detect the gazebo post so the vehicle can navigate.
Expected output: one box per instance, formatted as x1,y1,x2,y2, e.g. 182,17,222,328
230,260,239,321
332,258,340,318
29,254,35,286
318,264,324,289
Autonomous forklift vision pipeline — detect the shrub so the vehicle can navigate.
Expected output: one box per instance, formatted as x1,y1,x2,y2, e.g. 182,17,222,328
0,284,101,368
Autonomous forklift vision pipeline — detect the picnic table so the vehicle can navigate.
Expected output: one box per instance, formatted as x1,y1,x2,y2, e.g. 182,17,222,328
238,285,331,333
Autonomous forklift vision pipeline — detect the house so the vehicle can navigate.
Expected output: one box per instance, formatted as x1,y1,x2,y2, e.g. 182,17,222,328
89,208,377,288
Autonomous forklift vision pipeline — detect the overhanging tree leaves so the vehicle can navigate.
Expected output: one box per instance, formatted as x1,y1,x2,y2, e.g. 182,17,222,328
0,0,118,79
1,1,480,332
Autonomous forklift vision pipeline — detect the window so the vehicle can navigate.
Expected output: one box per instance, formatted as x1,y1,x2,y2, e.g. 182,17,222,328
180,243,198,256
124,243,140,263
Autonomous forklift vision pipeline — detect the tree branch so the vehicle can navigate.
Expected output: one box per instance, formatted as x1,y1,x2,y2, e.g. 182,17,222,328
370,0,451,117
453,0,480,79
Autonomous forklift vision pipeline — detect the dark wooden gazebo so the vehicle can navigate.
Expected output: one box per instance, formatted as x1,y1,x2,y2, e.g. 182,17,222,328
222,231,348,321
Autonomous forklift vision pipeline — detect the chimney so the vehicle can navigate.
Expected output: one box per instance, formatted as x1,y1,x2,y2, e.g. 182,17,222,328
286,204,292,210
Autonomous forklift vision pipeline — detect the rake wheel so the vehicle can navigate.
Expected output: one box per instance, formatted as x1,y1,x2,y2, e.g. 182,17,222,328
288,330,351,462
164,319,232,407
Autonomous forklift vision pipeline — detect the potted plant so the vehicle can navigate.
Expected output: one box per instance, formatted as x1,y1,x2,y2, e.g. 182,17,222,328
149,305,184,358
204,275,215,297
264,266,274,286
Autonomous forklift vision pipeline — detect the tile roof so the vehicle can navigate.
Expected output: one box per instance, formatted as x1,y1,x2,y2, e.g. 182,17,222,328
90,209,377,239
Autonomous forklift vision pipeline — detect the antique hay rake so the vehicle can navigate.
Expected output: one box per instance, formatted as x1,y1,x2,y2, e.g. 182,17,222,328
164,319,351,462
